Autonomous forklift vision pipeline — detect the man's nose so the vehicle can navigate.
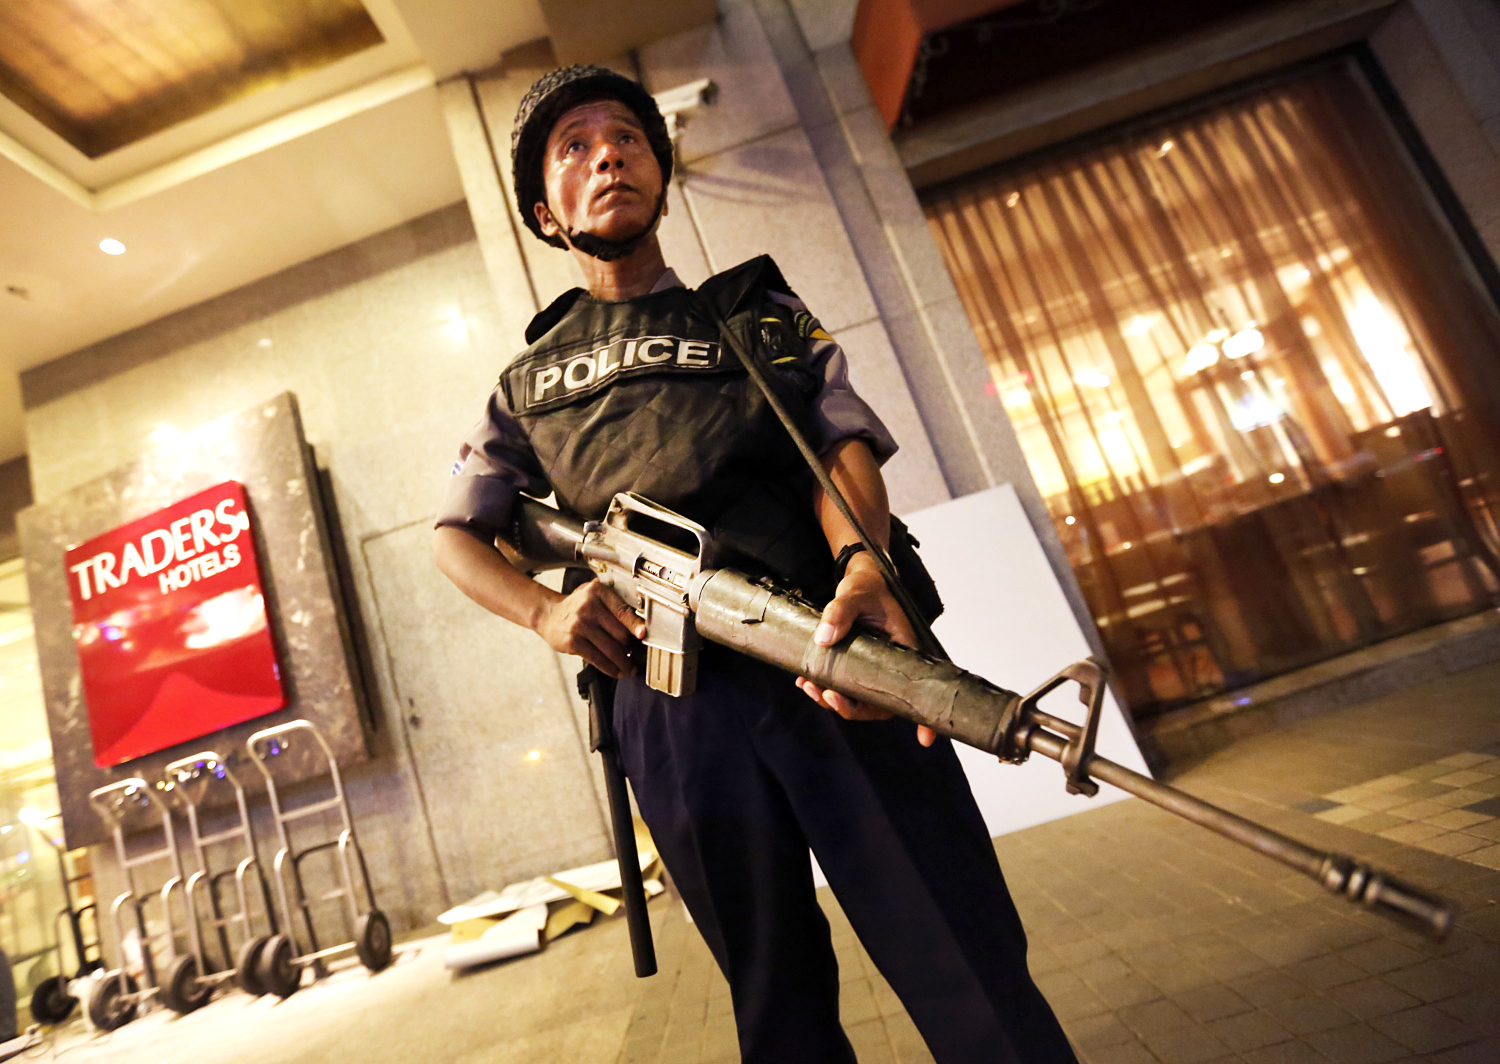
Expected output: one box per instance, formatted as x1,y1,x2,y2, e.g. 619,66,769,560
594,143,622,172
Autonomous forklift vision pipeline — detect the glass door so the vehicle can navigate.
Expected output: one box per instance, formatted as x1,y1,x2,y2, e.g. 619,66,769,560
924,62,1500,719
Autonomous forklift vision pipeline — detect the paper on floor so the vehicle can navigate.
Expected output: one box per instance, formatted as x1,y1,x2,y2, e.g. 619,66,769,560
443,903,548,969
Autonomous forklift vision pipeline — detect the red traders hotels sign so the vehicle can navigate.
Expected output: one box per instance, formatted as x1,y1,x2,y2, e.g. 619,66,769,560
66,481,285,767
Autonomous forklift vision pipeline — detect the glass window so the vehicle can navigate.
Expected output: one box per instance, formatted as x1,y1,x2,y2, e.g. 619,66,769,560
925,64,1500,719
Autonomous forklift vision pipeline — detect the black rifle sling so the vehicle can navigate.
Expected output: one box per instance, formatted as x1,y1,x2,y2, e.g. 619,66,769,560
693,292,949,663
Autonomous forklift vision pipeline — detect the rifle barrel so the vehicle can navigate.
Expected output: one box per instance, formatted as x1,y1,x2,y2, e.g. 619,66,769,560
689,569,1454,939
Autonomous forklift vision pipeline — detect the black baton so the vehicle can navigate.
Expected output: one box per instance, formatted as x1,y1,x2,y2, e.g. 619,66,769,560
581,667,657,977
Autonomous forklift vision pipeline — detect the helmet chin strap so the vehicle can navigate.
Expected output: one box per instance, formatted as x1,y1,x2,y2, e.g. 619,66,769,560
562,186,668,262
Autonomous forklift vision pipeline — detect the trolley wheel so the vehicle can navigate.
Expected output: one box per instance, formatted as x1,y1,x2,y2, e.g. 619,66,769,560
236,936,270,996
30,975,77,1024
354,910,392,973
256,935,300,999
87,972,139,1031
163,954,212,1014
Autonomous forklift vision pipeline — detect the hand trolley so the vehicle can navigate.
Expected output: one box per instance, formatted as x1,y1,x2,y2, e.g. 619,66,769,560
25,817,102,1025
162,751,281,1006
84,779,193,1030
247,721,391,999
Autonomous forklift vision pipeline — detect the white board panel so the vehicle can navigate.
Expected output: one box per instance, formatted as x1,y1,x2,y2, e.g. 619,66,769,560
904,484,1151,837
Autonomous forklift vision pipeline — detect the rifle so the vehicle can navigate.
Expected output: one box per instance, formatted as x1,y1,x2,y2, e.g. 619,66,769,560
500,491,1455,961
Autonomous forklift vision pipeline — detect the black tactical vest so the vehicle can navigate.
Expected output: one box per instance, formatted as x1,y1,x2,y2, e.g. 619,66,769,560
501,256,837,601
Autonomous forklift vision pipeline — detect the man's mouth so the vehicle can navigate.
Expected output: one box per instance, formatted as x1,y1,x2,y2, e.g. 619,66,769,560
595,182,636,202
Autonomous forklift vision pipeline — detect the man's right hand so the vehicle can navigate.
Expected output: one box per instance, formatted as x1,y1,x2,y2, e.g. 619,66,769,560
537,580,646,679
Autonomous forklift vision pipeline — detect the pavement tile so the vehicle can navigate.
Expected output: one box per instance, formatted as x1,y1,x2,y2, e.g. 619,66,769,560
1430,789,1492,809
1285,954,1367,990
1316,805,1371,825
1393,781,1458,800
1264,993,1357,1036
1068,1012,1141,1050
1051,986,1114,1023
1386,799,1453,821
1401,764,1459,782
1436,754,1498,770
845,1018,895,1064
1077,954,1137,988
1082,1040,1159,1064
882,1011,935,1064
1428,1039,1500,1064
1298,799,1341,814
1141,1027,1233,1064
1304,1022,1409,1063
1241,1041,1331,1064
1465,845,1500,870
1432,771,1492,788
1434,989,1500,1035
1096,974,1168,1009
1380,958,1475,1003
1465,821,1500,843
1427,809,1496,831
1415,831,1493,856
1119,998,1196,1038
1171,983,1254,1023
1343,812,1406,833
1369,1004,1479,1054
1470,778,1500,797
1323,976,1423,1020
1229,969,1309,1006
1338,937,1427,974
1203,1009,1295,1052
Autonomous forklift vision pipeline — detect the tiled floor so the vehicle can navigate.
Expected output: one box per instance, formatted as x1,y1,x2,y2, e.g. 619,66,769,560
1301,753,1500,867
29,661,1500,1063
620,661,1500,1064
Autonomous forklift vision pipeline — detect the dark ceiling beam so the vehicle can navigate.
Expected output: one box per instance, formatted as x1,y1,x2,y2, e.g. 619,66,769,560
852,0,1025,128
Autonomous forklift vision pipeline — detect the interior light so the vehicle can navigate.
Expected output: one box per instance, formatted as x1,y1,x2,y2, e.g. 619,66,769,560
1064,516,1076,525
1006,192,1020,208
150,425,183,447
1073,369,1111,389
99,238,126,255
444,313,467,338
1223,328,1264,359
1269,472,1286,484
1005,389,1031,407
1183,344,1219,374
18,807,42,826
526,750,542,762
1271,378,1286,388
1103,410,1123,424
257,338,272,348
1384,426,1402,438
1156,140,1174,156
1205,328,1230,343
1124,315,1154,336
1240,370,1255,381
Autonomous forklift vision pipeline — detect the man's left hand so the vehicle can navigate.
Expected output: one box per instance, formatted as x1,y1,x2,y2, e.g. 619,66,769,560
795,553,937,747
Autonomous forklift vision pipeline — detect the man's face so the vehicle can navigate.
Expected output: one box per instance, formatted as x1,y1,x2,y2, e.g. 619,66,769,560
535,99,664,247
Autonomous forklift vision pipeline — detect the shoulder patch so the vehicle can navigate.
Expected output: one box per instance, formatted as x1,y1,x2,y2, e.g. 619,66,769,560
793,310,832,343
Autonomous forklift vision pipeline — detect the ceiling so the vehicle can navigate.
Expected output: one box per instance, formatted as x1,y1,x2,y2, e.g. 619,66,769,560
0,0,713,467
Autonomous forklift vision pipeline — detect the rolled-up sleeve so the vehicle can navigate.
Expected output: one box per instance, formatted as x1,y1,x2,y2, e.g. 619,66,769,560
435,389,551,542
766,290,898,464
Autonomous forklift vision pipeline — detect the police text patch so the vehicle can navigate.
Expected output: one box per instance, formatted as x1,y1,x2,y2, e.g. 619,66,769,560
505,334,730,414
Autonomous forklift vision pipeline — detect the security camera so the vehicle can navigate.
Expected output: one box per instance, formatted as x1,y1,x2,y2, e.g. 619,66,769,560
653,79,718,141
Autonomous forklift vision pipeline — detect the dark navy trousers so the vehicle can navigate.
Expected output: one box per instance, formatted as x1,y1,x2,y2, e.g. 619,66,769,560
613,646,1078,1064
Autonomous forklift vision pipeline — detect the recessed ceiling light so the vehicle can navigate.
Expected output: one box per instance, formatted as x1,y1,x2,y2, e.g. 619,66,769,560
99,238,126,255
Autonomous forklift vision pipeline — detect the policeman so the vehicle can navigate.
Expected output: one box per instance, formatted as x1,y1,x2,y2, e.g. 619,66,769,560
434,65,1077,1064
